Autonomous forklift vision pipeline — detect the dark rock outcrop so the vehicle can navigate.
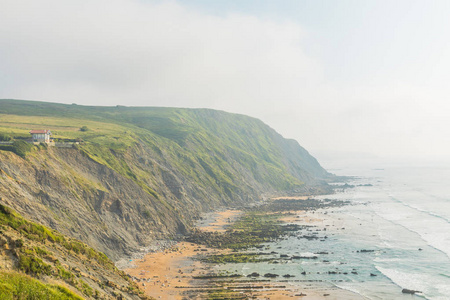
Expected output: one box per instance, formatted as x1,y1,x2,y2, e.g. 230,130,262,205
402,289,421,294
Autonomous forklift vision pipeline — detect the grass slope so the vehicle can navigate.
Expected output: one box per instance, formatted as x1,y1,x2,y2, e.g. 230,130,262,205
0,204,148,300
0,99,327,192
0,271,83,300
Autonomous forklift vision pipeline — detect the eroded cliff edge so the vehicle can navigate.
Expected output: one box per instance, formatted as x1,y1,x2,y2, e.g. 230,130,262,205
0,100,332,260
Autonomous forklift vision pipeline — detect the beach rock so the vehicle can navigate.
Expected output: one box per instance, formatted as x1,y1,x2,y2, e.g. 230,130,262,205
247,272,260,277
370,273,377,276
402,289,420,294
302,235,319,240
263,273,279,278
301,271,306,275
292,255,318,260
282,274,295,278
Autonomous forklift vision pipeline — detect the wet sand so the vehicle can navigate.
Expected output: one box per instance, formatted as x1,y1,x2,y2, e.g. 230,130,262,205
125,242,222,299
200,210,242,233
278,211,322,223
125,207,363,299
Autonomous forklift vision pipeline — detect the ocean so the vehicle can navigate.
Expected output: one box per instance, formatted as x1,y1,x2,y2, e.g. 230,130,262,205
217,163,450,299
318,164,450,299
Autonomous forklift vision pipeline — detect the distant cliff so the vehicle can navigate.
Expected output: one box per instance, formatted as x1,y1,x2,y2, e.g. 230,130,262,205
0,99,332,260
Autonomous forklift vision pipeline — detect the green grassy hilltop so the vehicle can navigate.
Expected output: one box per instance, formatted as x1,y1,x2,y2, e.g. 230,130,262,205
0,99,327,188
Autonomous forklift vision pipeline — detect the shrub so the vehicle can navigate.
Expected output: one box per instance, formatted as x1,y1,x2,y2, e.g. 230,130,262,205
18,255,51,276
34,246,49,257
142,210,151,219
0,133,11,141
80,280,93,297
57,266,74,280
0,145,14,153
12,141,33,158
80,126,89,132
15,239,24,248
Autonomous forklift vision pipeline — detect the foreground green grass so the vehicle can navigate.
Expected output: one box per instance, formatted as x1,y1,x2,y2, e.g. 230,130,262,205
0,204,145,299
0,271,83,300
0,204,114,270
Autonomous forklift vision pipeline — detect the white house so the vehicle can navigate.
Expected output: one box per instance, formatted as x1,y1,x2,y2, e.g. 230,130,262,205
30,130,51,143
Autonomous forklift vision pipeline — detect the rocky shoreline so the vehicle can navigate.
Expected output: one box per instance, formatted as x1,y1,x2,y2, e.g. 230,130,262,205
123,196,370,299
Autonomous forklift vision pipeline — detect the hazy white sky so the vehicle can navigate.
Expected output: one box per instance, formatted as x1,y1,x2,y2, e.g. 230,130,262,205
1,0,450,162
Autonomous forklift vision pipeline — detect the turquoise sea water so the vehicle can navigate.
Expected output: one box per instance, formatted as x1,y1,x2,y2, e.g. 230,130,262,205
217,164,450,299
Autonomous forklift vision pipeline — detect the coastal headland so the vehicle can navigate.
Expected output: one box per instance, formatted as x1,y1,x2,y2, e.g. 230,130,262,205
0,100,336,299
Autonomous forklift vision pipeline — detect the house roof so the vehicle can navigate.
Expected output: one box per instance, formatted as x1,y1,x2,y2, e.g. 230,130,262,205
30,130,51,134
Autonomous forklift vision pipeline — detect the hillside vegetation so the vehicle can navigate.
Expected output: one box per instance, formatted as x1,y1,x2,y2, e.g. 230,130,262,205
0,99,331,260
0,204,148,299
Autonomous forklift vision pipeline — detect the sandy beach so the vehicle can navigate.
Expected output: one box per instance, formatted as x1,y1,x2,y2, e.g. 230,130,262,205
125,242,219,299
125,206,364,300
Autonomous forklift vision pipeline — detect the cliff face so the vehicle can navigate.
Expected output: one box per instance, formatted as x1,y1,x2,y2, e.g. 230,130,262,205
0,100,331,260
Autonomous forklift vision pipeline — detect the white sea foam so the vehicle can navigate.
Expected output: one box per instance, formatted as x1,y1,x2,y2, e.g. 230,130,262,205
388,195,450,224
218,165,450,300
328,165,450,299
373,203,450,259
375,266,450,300
332,282,373,300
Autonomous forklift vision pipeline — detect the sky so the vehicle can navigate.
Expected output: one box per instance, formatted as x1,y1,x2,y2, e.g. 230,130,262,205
1,0,450,164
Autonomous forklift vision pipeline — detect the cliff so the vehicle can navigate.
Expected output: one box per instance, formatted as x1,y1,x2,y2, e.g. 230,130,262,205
0,99,332,261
